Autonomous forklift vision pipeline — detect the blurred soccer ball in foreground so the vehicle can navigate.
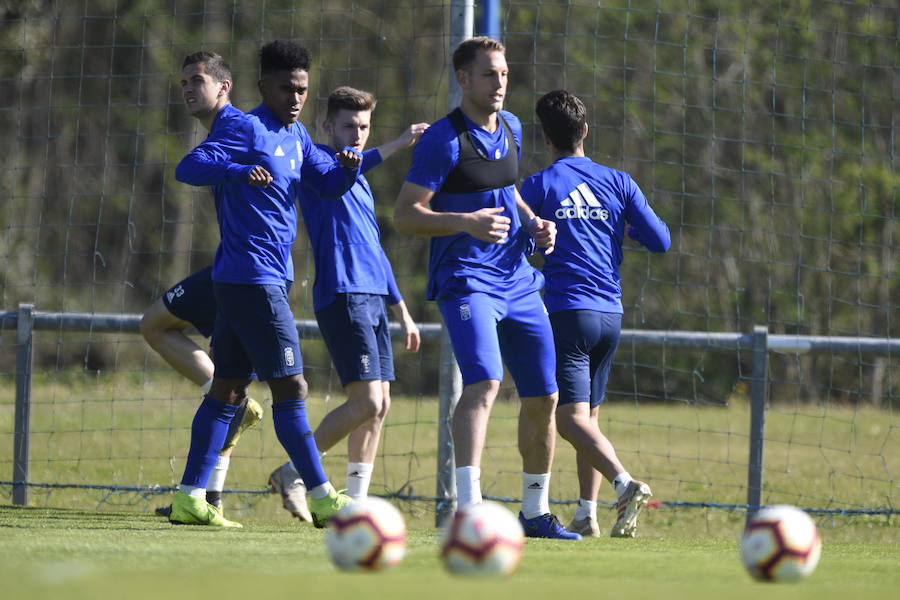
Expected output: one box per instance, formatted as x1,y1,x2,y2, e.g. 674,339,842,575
440,501,525,576
740,504,821,582
325,497,407,571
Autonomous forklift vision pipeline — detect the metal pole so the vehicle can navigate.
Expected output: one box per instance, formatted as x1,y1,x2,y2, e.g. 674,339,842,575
478,0,501,40
435,0,473,528
13,303,35,506
746,325,769,519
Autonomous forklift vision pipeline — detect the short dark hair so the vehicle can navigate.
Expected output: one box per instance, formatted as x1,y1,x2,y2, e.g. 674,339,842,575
181,51,232,83
326,86,377,120
452,36,505,71
259,40,311,75
535,90,587,153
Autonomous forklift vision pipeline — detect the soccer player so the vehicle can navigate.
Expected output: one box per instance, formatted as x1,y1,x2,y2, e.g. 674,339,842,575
520,90,671,537
141,268,264,516
167,42,360,528
268,87,427,519
393,37,579,540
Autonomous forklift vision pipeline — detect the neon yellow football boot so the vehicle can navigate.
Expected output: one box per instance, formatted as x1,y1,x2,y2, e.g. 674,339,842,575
308,488,353,529
219,397,264,453
169,490,242,528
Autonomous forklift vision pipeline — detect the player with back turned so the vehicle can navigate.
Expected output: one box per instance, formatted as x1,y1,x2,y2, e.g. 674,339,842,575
166,41,360,528
393,37,579,540
520,90,670,537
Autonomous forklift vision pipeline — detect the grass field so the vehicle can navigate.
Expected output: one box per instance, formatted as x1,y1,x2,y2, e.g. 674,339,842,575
1,371,896,528
1,374,897,598
1,505,898,600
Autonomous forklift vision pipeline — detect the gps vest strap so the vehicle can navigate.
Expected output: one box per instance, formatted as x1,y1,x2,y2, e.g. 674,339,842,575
440,108,518,194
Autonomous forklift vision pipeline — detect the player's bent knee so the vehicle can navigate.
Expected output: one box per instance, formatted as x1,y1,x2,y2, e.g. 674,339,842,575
139,299,188,343
269,374,308,403
521,394,558,415
349,394,382,421
379,394,391,419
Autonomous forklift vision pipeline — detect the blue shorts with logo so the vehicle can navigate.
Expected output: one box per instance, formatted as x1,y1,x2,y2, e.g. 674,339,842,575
437,282,557,398
550,310,622,408
162,266,216,338
211,282,303,381
315,293,394,387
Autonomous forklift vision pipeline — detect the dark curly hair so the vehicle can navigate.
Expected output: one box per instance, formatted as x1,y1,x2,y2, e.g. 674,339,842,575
259,40,312,75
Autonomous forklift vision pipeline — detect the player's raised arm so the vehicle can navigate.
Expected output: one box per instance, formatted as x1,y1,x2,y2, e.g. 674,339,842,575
299,134,360,200
174,55,269,188
374,122,430,161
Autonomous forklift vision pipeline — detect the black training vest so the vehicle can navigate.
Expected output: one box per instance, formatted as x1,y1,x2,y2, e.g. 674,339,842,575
440,108,518,194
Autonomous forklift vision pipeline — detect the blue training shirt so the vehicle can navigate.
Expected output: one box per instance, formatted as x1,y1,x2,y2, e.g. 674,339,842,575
175,103,358,286
298,144,403,312
520,156,670,314
405,109,539,301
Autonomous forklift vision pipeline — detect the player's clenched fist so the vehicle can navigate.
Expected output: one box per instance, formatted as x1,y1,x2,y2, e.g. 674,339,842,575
247,165,273,187
336,148,362,169
466,206,511,244
528,216,556,254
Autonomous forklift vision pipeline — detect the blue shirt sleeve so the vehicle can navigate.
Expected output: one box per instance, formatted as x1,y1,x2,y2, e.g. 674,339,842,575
299,129,359,200
519,173,542,214
360,148,383,175
381,251,402,306
175,110,257,186
623,175,671,253
405,120,458,192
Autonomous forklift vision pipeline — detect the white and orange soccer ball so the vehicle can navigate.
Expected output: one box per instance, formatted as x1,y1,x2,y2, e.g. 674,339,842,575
740,505,822,582
325,497,407,572
440,501,525,576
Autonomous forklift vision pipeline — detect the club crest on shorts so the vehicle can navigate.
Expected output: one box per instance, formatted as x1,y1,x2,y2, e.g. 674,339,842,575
360,354,371,374
284,347,295,367
459,303,471,321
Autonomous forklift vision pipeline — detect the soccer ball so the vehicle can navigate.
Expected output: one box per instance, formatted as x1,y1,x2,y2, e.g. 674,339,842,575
440,501,525,576
325,497,407,571
740,505,822,582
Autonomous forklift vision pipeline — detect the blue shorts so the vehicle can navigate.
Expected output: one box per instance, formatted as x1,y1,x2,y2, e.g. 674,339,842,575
162,266,216,338
315,293,394,387
211,282,303,381
551,310,622,408
438,285,557,398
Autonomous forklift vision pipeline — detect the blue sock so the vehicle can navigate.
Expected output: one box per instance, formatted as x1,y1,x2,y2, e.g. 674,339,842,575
272,399,328,490
180,395,238,489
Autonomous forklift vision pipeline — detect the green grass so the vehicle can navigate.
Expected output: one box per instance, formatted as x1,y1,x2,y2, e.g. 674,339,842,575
1,505,897,600
0,371,897,536
1,374,897,597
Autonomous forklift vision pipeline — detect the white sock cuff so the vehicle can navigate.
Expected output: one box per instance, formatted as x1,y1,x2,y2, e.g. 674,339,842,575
179,484,205,498
347,462,374,477
612,472,633,498
309,481,334,499
455,466,482,507
575,498,598,521
521,472,551,519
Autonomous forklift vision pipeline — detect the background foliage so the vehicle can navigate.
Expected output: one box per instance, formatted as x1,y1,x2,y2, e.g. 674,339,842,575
0,0,896,404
